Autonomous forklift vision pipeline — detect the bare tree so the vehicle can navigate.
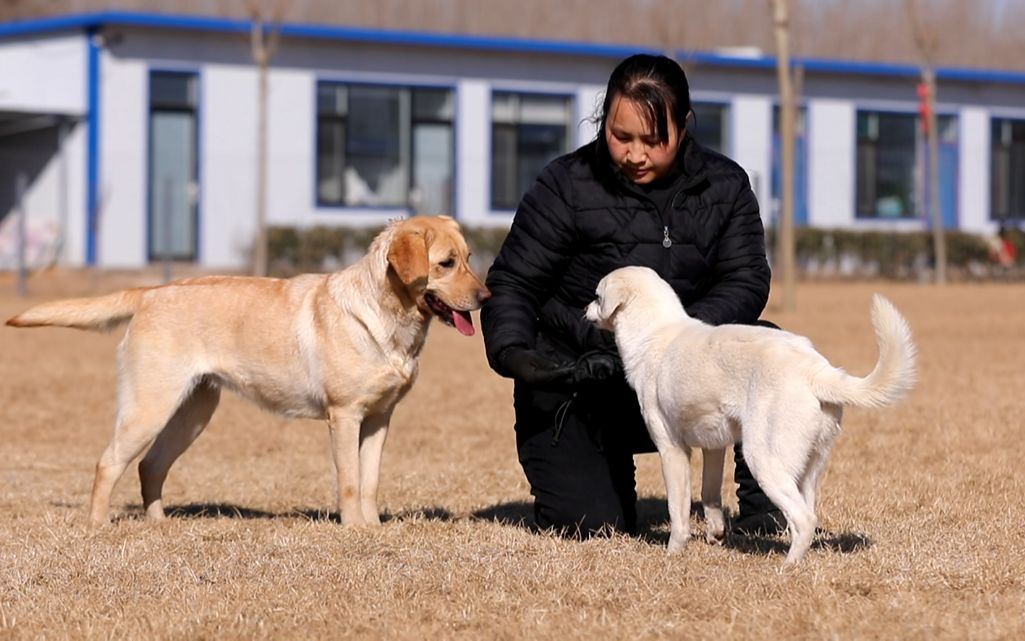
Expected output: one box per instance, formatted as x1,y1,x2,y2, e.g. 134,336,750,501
246,0,289,277
769,0,797,312
905,0,947,285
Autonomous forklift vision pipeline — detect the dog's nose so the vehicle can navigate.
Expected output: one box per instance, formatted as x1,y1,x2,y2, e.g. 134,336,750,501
477,287,492,304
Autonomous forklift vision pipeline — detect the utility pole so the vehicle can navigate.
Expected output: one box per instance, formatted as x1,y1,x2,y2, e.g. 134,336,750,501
769,0,797,312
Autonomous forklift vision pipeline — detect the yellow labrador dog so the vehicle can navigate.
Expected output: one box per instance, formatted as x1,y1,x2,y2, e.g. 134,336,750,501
7,215,490,528
585,266,916,564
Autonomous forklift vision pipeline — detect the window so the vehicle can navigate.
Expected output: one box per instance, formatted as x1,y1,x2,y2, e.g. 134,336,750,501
856,111,918,219
316,82,454,214
857,110,957,220
690,102,730,153
991,118,1025,221
491,92,573,210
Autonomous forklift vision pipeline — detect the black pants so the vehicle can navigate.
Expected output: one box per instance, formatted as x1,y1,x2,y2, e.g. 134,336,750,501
514,382,645,535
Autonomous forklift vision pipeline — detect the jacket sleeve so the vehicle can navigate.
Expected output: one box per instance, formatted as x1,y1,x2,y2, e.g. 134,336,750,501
684,176,771,326
481,164,577,376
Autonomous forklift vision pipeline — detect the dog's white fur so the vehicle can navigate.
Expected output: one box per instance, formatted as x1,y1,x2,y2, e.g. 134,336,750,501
7,215,489,528
585,266,917,564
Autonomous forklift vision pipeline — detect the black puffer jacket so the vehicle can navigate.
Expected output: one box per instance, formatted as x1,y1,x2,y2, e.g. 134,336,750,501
483,135,771,376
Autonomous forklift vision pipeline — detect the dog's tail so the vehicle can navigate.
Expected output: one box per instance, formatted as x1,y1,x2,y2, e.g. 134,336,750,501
812,294,917,408
6,288,148,332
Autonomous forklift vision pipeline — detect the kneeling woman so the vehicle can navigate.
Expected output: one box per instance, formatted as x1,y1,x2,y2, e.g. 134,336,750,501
481,53,784,537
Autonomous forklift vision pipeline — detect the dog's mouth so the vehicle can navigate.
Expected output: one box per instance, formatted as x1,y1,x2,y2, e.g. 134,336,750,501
425,292,475,336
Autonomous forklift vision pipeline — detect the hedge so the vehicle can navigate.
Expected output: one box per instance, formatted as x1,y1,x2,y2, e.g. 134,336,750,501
267,223,1024,280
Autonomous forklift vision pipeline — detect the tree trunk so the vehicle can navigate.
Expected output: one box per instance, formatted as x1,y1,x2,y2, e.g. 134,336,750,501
923,68,946,284
770,0,797,312
253,51,269,277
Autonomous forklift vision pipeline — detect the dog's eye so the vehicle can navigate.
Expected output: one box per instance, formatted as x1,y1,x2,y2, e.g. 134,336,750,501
439,258,456,269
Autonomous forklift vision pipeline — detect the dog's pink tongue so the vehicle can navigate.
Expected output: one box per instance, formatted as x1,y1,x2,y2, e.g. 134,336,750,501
453,310,475,336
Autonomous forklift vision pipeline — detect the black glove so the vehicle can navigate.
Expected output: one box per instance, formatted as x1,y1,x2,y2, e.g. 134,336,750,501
498,347,575,387
570,350,624,387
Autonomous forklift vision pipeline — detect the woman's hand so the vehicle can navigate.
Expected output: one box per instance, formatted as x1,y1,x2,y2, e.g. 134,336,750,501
498,347,576,387
498,347,624,390
570,350,623,387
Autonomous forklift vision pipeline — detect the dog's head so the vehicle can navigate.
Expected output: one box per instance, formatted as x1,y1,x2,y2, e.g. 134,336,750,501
585,266,668,331
387,215,490,336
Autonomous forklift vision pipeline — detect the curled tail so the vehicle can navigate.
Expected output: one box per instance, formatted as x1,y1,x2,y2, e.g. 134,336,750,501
812,294,918,408
6,288,148,332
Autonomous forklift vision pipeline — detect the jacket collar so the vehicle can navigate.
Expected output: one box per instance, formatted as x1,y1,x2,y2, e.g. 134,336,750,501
675,135,710,191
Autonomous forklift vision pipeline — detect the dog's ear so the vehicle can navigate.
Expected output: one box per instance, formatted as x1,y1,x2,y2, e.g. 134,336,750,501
387,228,430,287
599,294,623,322
597,281,629,322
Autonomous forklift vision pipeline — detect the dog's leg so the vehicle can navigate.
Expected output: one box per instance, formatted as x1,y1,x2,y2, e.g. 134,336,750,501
328,406,367,527
700,448,726,544
798,447,827,516
744,445,817,565
138,381,221,521
357,412,391,526
659,445,693,553
90,373,194,526
801,412,841,514
780,485,816,566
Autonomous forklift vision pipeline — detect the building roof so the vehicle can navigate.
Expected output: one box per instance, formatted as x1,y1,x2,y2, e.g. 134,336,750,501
3,0,1025,76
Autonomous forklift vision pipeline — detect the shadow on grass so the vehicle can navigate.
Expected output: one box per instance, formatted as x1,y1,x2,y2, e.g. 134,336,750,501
111,502,453,524
471,500,537,530
471,497,872,559
725,529,873,557
470,496,676,537
111,499,872,558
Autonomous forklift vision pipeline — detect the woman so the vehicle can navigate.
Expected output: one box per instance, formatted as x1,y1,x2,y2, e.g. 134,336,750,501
481,53,784,537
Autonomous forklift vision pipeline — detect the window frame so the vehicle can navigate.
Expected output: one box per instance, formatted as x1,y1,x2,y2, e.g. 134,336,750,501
489,90,575,212
855,108,959,222
689,100,732,155
314,80,455,213
146,69,200,263
855,109,921,220
991,116,1025,222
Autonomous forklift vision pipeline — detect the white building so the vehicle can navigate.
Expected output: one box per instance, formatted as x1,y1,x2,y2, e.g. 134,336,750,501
1,11,1024,269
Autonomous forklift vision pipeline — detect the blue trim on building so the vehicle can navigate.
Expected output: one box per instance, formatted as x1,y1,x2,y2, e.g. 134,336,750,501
5,11,1025,85
0,12,248,37
280,22,658,59
85,27,100,266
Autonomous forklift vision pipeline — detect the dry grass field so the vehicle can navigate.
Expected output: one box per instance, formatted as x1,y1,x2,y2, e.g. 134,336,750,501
1,269,1023,640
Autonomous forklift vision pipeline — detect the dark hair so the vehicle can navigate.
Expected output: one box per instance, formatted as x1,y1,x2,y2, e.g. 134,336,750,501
591,54,692,172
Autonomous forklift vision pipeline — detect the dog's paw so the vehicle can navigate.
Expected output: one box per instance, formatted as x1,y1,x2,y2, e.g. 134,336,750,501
667,533,690,553
704,509,726,544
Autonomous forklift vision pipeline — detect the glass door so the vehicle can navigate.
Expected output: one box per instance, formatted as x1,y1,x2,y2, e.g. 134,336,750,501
148,72,198,261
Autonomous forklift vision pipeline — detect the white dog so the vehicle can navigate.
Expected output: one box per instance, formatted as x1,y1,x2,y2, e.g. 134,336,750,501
585,266,916,564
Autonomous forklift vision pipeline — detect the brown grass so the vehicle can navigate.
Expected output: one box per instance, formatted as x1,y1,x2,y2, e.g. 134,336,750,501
1,269,1024,640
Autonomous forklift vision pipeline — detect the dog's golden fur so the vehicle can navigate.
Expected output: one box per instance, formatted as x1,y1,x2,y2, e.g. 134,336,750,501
586,266,917,564
7,215,489,527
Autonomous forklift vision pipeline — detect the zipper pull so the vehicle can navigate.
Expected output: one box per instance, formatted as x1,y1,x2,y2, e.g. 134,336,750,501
662,226,673,248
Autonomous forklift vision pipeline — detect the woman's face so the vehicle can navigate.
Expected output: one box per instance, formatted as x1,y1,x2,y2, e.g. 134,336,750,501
605,95,683,184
